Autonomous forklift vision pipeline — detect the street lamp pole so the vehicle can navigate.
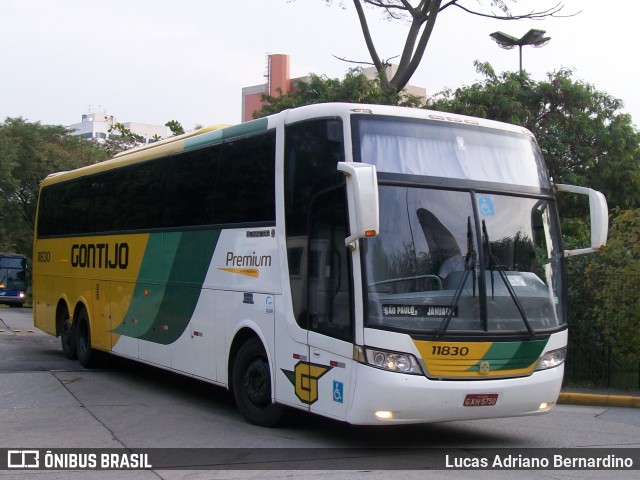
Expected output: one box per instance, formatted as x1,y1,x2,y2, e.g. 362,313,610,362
489,29,551,75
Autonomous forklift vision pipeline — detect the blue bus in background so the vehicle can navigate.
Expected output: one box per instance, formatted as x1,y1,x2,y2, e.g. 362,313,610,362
0,253,27,307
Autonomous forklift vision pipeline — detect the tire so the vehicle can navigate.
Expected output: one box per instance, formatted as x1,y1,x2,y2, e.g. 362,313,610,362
75,308,98,368
60,311,77,360
232,337,286,427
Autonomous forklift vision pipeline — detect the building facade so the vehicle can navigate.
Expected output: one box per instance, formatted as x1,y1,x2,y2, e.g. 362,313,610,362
69,112,168,144
241,54,427,122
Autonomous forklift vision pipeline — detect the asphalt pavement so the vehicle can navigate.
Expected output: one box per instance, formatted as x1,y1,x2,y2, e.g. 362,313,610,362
1,306,638,409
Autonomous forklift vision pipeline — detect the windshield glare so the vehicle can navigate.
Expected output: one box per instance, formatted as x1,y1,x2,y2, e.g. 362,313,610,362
363,187,563,335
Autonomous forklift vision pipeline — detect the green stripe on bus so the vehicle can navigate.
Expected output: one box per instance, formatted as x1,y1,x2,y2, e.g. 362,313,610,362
466,339,548,372
114,229,221,344
138,229,220,344
184,117,269,151
113,233,183,337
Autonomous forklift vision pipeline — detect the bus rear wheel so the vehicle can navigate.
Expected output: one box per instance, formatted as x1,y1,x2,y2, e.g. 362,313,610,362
232,338,285,427
75,308,97,368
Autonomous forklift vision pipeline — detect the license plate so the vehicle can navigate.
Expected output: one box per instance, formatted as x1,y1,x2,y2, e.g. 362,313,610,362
463,393,498,407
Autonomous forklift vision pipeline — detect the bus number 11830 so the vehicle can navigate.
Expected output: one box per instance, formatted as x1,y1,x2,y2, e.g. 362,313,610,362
432,345,469,356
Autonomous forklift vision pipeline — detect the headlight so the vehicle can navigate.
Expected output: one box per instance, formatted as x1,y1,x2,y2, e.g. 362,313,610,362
360,347,423,375
535,347,566,371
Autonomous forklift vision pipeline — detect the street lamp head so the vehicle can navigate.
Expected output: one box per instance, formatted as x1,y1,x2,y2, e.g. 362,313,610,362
519,29,547,45
490,31,519,49
490,29,551,48
489,29,551,75
532,36,551,48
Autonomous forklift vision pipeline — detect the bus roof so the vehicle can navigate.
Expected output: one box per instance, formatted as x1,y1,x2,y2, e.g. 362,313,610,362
112,124,230,159
0,252,27,259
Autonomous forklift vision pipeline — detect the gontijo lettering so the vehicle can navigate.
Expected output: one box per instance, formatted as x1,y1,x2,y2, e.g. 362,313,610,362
71,243,129,269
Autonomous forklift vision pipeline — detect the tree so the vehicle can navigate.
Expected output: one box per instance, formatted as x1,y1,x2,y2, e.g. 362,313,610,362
429,62,640,211
568,209,640,370
102,122,146,155
322,0,566,96
165,120,185,137
0,117,108,255
254,67,422,118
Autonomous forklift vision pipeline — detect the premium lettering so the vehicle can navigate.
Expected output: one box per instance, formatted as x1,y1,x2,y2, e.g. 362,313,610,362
225,251,272,267
71,243,129,269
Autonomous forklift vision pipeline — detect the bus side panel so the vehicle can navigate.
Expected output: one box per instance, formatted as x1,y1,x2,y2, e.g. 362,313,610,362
219,290,277,386
170,288,221,381
202,228,282,385
91,280,112,352
110,280,139,358
33,237,71,335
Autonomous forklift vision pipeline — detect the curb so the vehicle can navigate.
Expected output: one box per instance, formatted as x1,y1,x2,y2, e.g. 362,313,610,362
558,392,640,409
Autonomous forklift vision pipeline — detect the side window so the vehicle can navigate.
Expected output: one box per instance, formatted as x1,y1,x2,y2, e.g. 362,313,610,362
93,171,118,232
308,187,352,341
215,132,276,224
284,119,353,341
37,131,276,236
37,185,61,236
38,179,94,236
164,147,219,228
122,161,164,230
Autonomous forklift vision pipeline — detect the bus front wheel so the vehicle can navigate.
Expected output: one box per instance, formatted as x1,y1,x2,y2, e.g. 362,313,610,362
232,338,285,427
75,308,97,368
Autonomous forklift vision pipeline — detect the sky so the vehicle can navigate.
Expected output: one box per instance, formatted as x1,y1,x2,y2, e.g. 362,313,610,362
2,0,639,131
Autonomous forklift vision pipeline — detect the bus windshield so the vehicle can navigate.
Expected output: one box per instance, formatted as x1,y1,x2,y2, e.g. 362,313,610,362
355,115,549,188
0,255,28,307
0,257,27,289
355,116,563,336
363,188,563,334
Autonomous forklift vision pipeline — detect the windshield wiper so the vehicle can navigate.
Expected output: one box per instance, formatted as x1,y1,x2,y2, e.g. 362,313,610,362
482,220,536,339
436,216,475,338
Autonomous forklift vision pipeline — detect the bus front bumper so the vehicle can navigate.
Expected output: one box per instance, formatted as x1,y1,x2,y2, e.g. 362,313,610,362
0,292,26,306
346,362,564,425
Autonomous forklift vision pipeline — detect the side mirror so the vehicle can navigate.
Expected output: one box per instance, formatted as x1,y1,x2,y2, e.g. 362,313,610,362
337,162,379,248
555,184,609,257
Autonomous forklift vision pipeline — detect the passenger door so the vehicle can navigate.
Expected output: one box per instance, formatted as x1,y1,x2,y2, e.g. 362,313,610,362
306,187,355,420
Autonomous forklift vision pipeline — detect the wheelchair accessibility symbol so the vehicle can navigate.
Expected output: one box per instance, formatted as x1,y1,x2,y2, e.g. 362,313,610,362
333,381,344,404
477,196,495,217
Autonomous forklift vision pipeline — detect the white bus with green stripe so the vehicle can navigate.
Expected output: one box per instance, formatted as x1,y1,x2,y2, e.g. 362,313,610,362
33,103,608,426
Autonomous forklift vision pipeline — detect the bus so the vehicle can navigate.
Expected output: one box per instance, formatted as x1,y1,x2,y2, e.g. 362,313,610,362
32,103,608,426
0,252,28,307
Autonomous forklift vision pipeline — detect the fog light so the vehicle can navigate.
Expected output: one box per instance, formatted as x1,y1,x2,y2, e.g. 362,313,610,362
539,402,554,410
374,410,394,420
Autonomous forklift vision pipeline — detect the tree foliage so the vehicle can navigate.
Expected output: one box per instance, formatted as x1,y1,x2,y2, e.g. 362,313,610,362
429,62,640,211
321,0,566,95
254,68,422,118
165,120,185,137
0,117,108,255
102,122,146,156
567,209,640,368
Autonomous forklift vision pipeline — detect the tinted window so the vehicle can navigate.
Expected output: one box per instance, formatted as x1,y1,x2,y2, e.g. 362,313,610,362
164,146,220,228
284,119,353,340
37,130,276,237
215,133,276,224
